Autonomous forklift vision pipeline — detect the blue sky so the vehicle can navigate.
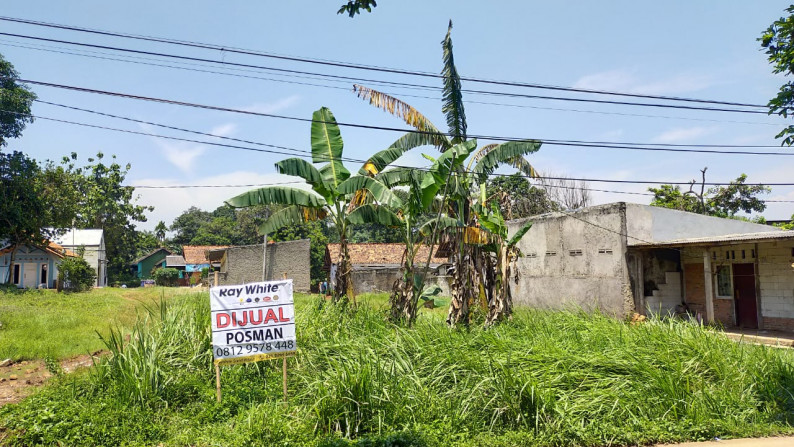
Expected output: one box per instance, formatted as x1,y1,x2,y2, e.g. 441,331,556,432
2,0,794,230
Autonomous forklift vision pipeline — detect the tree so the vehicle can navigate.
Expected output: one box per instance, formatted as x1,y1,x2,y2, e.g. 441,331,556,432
226,107,401,304
58,255,97,292
760,6,794,145
170,206,212,247
154,221,167,244
537,172,592,210
353,22,542,326
190,216,236,245
0,53,36,147
63,152,153,282
649,170,770,217
338,0,377,17
134,230,160,258
0,152,76,283
487,174,560,219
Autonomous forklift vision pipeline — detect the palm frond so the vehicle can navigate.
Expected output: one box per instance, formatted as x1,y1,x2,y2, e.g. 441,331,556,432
337,175,404,208
507,220,533,248
225,186,326,208
258,205,327,235
472,140,542,182
275,158,331,197
353,84,449,150
441,20,467,144
347,204,402,227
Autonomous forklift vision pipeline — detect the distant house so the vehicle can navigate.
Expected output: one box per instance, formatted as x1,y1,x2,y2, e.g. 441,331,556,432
54,229,107,287
165,254,187,276
0,241,76,289
208,240,311,292
130,248,172,279
325,243,449,294
182,245,227,283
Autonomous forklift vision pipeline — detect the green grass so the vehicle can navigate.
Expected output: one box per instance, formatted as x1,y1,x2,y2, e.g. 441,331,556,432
1,290,794,446
0,287,193,360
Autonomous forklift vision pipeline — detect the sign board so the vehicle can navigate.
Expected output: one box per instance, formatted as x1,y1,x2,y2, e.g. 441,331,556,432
210,279,296,366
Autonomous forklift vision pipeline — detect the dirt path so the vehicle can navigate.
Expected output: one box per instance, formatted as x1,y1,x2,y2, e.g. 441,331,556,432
0,353,100,407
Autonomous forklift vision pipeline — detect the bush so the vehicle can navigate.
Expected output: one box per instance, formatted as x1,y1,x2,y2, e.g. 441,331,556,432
58,256,96,292
151,268,180,287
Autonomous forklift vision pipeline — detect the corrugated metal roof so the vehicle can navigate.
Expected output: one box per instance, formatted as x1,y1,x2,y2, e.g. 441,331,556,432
631,230,794,248
165,255,186,267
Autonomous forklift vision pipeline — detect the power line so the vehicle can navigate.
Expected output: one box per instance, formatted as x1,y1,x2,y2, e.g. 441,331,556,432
10,106,794,187
0,15,769,109
13,79,793,153
34,99,794,156
4,38,783,128
0,32,769,114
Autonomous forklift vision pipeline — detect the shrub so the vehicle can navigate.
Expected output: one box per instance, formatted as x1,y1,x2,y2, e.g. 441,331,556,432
151,268,180,287
58,256,96,292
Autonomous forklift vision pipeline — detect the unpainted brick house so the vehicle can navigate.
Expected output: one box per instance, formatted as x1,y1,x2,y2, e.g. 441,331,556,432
325,243,450,295
507,202,794,331
208,240,311,292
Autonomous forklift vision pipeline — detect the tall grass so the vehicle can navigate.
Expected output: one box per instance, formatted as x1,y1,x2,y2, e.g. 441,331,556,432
2,293,794,446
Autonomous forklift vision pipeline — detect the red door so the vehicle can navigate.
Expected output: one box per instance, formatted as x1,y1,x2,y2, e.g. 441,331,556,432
732,263,758,329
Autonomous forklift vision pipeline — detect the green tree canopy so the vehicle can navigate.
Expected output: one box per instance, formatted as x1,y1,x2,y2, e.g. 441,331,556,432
0,53,36,147
486,174,560,219
649,173,770,218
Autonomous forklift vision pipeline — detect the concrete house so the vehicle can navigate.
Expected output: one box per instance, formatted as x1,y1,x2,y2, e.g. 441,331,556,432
325,243,450,294
208,239,311,292
0,241,76,289
130,248,172,279
508,202,793,331
54,229,107,287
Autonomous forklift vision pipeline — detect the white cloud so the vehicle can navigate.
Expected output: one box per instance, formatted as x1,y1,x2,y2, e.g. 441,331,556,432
241,95,301,114
573,69,713,95
132,171,313,230
157,141,207,174
210,123,238,137
653,126,717,143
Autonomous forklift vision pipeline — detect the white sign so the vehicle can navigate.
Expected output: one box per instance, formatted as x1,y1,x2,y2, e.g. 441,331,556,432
210,279,296,366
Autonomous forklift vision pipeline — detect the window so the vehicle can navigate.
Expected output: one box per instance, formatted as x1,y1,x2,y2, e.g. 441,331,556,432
716,266,732,297
12,264,20,285
526,253,537,258
569,249,583,256
598,249,613,255
741,250,746,259
545,251,557,257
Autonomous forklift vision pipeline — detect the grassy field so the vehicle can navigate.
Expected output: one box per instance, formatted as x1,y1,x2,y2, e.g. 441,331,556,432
0,287,195,361
1,289,794,446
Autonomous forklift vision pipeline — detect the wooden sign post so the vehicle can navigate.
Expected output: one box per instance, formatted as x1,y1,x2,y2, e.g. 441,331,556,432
210,279,297,403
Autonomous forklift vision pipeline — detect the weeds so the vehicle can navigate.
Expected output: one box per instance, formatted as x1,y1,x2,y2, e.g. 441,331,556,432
1,292,794,446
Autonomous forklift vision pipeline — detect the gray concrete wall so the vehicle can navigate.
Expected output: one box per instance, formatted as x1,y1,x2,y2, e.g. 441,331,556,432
350,266,451,297
218,239,311,292
507,203,633,316
625,203,780,244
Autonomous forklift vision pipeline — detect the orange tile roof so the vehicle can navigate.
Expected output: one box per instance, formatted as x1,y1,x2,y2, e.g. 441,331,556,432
326,243,447,266
0,241,76,258
182,245,229,265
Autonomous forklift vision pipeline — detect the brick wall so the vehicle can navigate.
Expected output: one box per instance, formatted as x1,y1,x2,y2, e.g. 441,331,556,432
682,262,735,327
217,240,311,292
758,243,794,321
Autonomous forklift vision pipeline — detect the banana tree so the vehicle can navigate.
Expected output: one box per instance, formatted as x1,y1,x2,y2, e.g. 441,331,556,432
348,141,475,325
225,107,401,304
474,202,534,326
352,22,542,326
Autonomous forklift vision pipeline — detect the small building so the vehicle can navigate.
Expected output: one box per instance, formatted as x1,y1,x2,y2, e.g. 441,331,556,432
0,241,76,289
325,243,450,294
508,202,794,331
165,254,187,276
208,240,311,292
54,229,107,287
130,248,172,279
182,245,228,284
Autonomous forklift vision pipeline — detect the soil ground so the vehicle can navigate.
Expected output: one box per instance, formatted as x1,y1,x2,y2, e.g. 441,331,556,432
0,353,99,407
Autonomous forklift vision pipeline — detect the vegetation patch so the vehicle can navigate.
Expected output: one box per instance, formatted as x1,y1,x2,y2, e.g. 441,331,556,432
2,292,793,446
